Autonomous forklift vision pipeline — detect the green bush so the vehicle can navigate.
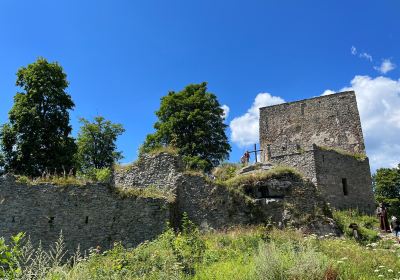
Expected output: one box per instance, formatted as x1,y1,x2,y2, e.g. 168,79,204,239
79,167,112,183
333,210,379,243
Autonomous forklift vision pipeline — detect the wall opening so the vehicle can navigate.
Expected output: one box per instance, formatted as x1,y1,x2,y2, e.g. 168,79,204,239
342,178,348,196
12,217,15,223
85,216,89,224
322,155,325,162
48,217,55,224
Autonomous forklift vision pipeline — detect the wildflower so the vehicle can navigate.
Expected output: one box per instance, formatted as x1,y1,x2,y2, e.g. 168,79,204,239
337,261,344,264
379,265,385,268
374,269,379,273
377,275,384,278
341,257,348,260
388,269,394,272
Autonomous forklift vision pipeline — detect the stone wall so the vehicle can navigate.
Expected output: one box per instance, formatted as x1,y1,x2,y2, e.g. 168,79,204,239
259,91,366,159
114,152,184,190
0,175,169,253
313,148,375,214
269,150,317,183
174,173,284,229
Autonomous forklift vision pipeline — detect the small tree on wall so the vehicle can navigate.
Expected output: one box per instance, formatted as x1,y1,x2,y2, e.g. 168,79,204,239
0,58,76,176
140,82,231,172
76,116,125,174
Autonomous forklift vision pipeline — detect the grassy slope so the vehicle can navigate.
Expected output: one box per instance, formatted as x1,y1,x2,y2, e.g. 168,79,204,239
35,211,400,280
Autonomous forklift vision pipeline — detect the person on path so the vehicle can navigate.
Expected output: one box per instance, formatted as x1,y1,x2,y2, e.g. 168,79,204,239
376,203,391,232
390,216,400,243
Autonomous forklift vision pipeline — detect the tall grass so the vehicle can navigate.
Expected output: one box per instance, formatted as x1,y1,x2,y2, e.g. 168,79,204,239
2,212,400,280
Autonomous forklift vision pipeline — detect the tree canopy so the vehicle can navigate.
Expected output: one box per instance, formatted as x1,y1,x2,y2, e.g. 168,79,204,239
373,164,400,215
141,82,231,171
76,116,125,173
374,165,400,199
0,58,76,176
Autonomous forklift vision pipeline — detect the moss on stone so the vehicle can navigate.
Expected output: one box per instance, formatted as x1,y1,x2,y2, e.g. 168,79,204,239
318,146,367,161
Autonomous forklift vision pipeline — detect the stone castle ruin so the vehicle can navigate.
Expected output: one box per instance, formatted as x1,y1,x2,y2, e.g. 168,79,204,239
259,91,375,213
0,90,374,253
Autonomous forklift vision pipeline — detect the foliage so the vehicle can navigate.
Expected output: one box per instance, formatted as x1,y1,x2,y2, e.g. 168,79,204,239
0,58,76,176
114,185,176,202
14,170,112,186
140,82,231,172
212,163,241,181
333,210,379,243
76,116,125,174
78,167,113,183
373,165,400,216
254,240,329,280
0,232,24,279
3,213,400,280
174,213,206,274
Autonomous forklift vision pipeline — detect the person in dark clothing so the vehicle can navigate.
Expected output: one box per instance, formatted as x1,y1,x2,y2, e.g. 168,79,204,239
390,216,400,243
376,203,391,232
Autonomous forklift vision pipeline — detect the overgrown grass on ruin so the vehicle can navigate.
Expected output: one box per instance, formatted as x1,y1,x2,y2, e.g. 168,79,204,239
318,145,367,161
114,185,176,202
14,168,112,187
221,165,303,187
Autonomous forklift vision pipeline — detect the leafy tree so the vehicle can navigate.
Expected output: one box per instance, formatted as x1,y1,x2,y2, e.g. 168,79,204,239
141,82,231,171
0,58,76,176
373,165,400,215
76,116,125,173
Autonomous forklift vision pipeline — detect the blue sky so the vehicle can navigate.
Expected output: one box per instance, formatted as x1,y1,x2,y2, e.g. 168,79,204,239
1,0,399,171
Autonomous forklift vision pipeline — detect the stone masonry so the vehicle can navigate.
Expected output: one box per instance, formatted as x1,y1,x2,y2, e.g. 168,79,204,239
0,152,340,252
259,91,375,213
0,175,169,253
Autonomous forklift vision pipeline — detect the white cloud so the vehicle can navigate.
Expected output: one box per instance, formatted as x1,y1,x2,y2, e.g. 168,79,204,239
321,89,335,96
351,46,357,55
325,75,400,171
221,104,230,120
359,52,373,62
374,59,396,74
230,93,285,147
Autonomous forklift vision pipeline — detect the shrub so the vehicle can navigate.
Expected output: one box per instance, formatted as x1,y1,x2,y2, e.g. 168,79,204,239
254,240,330,280
333,210,379,243
212,163,240,181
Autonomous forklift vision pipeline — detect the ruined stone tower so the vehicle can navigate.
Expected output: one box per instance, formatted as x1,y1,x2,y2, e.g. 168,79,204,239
259,91,375,213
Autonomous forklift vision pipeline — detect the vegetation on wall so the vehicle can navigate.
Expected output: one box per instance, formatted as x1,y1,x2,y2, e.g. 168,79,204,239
318,146,367,161
140,82,231,172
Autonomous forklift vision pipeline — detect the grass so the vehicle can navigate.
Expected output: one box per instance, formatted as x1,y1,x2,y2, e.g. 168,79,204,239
212,163,242,181
114,185,176,202
318,146,367,161
146,145,179,156
15,175,90,186
333,209,379,243
221,165,302,188
3,211,400,280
